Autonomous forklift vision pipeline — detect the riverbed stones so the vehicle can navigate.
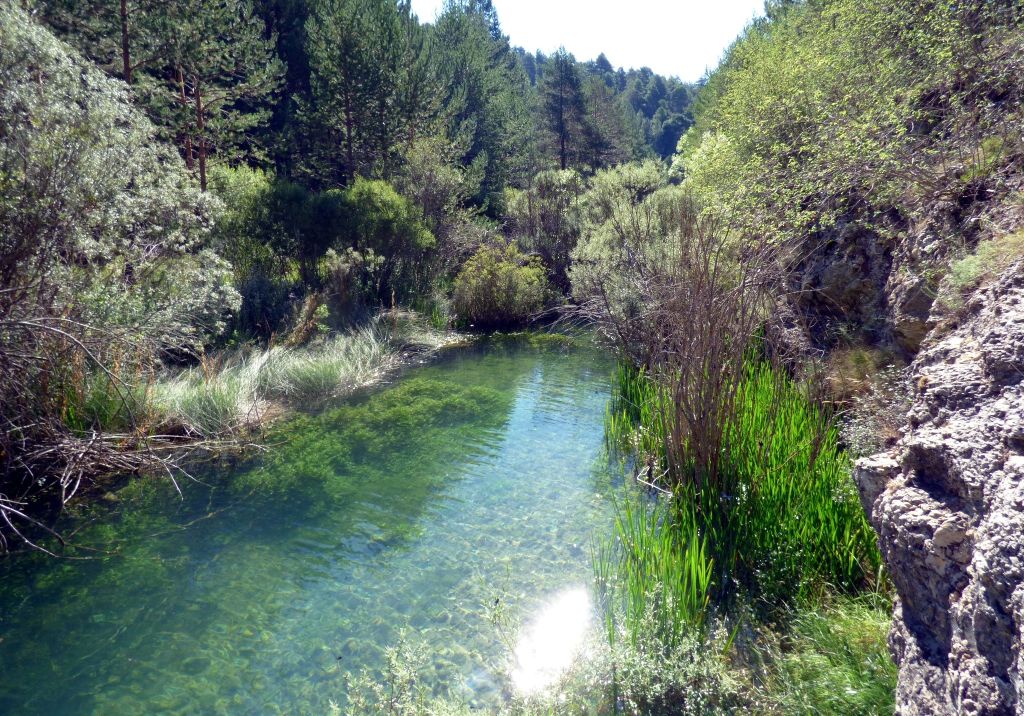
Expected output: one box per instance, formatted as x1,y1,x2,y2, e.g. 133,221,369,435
855,262,1024,715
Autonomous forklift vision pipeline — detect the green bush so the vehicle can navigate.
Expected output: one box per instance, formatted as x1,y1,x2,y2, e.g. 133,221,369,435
452,244,549,329
504,168,585,291
347,177,436,303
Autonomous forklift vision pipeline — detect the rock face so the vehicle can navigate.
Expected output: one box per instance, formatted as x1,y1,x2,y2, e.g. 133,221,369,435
855,264,1024,715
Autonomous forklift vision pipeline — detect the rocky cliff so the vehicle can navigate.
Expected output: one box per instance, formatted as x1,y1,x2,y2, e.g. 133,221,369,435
855,263,1024,715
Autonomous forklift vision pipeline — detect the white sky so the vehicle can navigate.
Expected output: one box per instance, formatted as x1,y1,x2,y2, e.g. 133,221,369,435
409,0,765,82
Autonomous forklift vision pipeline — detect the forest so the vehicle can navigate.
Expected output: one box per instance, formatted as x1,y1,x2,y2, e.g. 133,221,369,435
2,0,1023,713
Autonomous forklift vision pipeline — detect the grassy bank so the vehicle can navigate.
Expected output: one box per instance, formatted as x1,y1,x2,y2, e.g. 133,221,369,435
147,311,460,438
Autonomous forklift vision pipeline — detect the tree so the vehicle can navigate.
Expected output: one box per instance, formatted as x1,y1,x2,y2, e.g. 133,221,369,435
540,49,595,170
306,0,438,185
159,0,283,190
432,1,535,207
505,169,585,291
35,0,168,84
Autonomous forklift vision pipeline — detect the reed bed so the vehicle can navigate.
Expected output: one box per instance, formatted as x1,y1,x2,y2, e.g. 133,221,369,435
604,359,881,617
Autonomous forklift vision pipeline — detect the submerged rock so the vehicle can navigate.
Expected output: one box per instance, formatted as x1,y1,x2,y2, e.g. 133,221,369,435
855,262,1024,714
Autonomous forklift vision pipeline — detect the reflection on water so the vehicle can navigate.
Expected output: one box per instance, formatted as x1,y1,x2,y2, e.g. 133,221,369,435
511,586,593,695
0,336,618,714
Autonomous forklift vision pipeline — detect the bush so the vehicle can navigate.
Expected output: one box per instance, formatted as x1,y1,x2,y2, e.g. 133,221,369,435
452,244,549,329
504,169,585,291
347,177,436,304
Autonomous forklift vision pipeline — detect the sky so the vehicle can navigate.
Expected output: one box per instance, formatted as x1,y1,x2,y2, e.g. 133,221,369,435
409,0,765,82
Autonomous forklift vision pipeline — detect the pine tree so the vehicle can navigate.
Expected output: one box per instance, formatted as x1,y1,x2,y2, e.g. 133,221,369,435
432,1,534,206
540,49,592,170
306,0,438,184
36,0,168,84
160,0,283,190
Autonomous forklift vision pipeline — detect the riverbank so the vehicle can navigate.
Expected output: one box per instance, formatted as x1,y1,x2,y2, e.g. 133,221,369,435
0,311,463,554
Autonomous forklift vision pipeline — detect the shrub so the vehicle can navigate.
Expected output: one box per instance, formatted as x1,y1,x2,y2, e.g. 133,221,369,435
840,364,911,457
452,244,549,329
347,177,436,304
504,168,586,291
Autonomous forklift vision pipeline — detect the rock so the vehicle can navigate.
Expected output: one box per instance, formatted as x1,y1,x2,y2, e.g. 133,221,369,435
854,263,1024,714
852,454,899,522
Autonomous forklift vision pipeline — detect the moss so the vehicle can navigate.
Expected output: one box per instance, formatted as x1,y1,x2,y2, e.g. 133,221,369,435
947,230,1024,294
959,135,1008,184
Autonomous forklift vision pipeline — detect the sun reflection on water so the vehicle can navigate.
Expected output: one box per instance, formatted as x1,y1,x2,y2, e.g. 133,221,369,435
510,586,593,695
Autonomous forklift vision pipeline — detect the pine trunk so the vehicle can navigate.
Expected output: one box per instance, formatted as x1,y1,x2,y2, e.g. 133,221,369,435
195,79,207,191
119,0,131,84
177,67,194,170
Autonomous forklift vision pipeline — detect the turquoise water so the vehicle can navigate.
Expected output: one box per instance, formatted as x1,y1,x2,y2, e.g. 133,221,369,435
0,336,619,714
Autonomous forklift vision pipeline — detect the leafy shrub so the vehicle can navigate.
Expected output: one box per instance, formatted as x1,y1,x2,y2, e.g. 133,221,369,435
347,177,436,303
504,168,585,291
823,346,903,406
0,4,241,526
452,244,549,329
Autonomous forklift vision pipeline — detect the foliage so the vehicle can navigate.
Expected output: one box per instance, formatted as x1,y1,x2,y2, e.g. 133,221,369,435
504,168,585,291
38,0,283,189
568,160,678,334
0,4,240,538
452,244,549,329
605,361,881,610
538,48,596,171
347,177,436,303
431,1,535,207
305,0,436,184
207,168,436,331
677,0,1024,246
840,364,911,458
945,230,1024,297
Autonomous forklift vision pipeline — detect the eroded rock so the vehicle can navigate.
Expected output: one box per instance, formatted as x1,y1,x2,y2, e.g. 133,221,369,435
856,263,1024,715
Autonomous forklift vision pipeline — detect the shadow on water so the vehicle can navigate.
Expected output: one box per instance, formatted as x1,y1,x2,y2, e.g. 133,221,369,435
0,335,619,714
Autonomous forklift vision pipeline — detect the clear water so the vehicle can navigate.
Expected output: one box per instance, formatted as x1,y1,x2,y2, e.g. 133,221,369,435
0,336,619,714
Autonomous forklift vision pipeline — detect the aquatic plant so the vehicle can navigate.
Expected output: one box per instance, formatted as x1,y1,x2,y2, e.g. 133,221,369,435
594,495,712,649
605,359,881,611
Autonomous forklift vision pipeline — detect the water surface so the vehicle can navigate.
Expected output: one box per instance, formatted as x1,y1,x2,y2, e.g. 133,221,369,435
0,336,618,714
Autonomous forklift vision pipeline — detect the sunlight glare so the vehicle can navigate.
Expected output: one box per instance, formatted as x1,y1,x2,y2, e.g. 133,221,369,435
510,586,593,695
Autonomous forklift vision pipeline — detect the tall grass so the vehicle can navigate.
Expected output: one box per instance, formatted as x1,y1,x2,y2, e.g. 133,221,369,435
751,595,896,714
605,358,881,612
149,311,453,437
595,496,713,651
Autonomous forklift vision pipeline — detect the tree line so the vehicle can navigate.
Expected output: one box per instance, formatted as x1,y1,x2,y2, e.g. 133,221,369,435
34,0,695,199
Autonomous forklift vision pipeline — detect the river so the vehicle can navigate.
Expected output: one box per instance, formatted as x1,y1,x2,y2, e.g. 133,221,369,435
0,335,621,714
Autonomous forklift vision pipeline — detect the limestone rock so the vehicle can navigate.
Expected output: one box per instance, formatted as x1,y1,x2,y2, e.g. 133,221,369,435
855,262,1024,715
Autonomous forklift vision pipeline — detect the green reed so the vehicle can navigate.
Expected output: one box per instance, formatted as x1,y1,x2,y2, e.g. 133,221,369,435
603,359,881,619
